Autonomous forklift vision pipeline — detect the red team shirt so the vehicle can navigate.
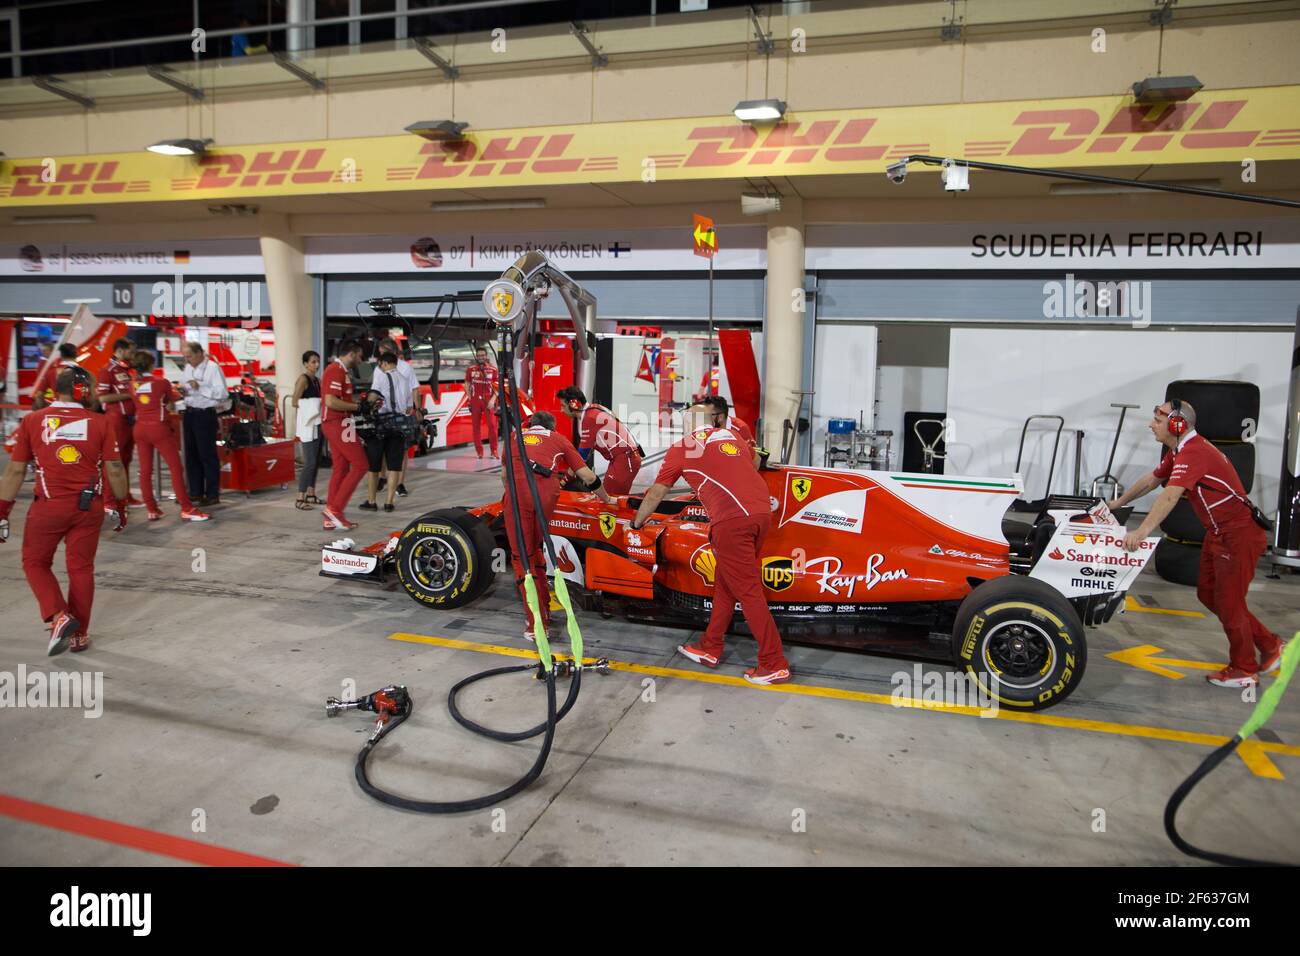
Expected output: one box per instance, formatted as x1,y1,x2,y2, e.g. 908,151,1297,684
725,415,755,447
465,363,499,404
508,426,587,506
655,426,770,524
578,404,639,460
11,402,121,500
97,358,135,418
132,377,180,425
320,360,354,423
1153,432,1253,533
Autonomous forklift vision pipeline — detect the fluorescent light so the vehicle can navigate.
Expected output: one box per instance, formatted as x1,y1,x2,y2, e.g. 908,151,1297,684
1048,179,1220,196
1132,75,1202,104
430,198,546,212
733,98,786,122
146,138,212,156
405,120,470,141
62,298,102,304
14,215,97,225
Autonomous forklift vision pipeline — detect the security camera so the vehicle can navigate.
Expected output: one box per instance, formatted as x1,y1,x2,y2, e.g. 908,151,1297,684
941,158,969,192
885,160,908,184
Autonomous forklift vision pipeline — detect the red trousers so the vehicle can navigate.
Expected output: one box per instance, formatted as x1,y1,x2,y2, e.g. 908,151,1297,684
21,497,104,631
502,490,556,634
1198,522,1282,674
700,513,789,671
134,421,192,511
469,400,498,456
321,419,368,515
103,414,134,491
602,451,641,496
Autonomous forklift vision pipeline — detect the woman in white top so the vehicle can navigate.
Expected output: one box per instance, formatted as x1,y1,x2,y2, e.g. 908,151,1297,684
292,351,323,510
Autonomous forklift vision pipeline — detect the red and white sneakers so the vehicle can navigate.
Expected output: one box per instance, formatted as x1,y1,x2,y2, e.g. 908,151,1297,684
1260,644,1285,676
69,632,90,653
677,644,721,669
180,509,211,522
743,666,792,686
46,611,81,657
322,508,358,531
146,508,165,521
1206,666,1259,688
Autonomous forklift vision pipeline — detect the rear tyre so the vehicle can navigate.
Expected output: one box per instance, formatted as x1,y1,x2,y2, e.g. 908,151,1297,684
1154,537,1202,587
396,508,496,609
952,576,1087,711
1164,380,1259,441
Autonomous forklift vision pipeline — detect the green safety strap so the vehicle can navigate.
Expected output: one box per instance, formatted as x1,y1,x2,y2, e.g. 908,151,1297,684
1238,635,1300,740
551,572,584,664
521,575,552,670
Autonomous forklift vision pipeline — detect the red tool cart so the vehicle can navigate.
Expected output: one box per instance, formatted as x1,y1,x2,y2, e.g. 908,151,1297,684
219,439,296,495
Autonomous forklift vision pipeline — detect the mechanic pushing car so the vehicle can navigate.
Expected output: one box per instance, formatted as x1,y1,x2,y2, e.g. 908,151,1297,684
630,403,791,685
1110,399,1284,688
97,337,142,508
320,338,375,531
556,386,644,496
0,367,129,655
464,346,500,459
504,410,611,643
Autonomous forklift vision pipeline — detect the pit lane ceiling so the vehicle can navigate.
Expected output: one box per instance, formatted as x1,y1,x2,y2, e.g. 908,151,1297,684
3,86,1299,207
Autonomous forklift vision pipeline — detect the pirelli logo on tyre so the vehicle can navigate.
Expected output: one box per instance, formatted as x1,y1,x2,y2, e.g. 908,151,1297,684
961,613,985,660
417,523,452,535
762,556,796,592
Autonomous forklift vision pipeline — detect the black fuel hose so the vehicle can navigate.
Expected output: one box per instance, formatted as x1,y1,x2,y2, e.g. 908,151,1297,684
449,664,582,742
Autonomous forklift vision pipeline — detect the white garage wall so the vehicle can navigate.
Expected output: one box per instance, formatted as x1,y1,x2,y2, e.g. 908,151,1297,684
811,324,877,466
876,365,949,465
946,328,1292,513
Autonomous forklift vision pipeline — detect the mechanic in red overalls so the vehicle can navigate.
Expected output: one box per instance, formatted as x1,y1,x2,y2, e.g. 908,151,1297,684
464,347,499,459
700,395,757,450
503,410,610,643
1113,399,1284,688
131,351,209,522
0,367,129,655
320,338,373,531
556,386,644,496
97,337,143,508
630,404,791,684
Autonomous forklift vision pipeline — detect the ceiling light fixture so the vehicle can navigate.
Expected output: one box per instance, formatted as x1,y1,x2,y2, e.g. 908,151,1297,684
405,120,470,141
14,214,97,225
429,198,546,212
146,138,213,157
733,98,786,123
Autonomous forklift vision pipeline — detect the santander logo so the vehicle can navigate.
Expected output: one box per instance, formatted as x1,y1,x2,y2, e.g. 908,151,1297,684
1048,547,1066,560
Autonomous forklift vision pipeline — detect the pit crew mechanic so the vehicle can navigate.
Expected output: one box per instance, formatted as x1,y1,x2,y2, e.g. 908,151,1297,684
97,337,142,507
630,403,791,685
556,386,644,497
503,410,610,643
464,346,500,460
1110,399,1284,688
320,338,376,532
699,395,759,462
0,368,129,656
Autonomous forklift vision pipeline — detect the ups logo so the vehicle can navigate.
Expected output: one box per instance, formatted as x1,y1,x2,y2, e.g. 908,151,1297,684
761,556,796,592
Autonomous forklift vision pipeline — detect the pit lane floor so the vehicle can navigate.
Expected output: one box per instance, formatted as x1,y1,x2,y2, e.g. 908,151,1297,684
0,457,1297,866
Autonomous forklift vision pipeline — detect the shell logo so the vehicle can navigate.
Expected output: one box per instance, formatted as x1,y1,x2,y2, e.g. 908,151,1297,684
1073,534,1086,544
138,394,151,405
55,444,82,464
719,442,740,457
691,545,717,585
523,434,542,445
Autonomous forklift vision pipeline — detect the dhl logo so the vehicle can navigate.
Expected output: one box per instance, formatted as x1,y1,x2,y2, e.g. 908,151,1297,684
386,134,617,181
181,148,339,191
1,161,149,198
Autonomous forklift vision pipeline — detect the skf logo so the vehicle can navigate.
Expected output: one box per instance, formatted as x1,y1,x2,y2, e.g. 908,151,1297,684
691,545,717,585
55,445,82,464
599,513,617,539
523,434,542,445
718,442,740,457
791,476,812,502
762,556,796,592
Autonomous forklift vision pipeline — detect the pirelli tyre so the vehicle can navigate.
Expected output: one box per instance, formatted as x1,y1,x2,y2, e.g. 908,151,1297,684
1154,537,1202,587
1212,439,1255,494
1161,497,1206,544
396,508,496,609
952,576,1087,711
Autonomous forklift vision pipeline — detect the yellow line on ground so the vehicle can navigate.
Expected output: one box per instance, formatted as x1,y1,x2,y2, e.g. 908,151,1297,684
1125,595,1205,618
386,632,1300,779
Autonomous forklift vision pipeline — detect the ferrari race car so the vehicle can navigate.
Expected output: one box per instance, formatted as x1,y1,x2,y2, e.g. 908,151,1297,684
321,462,1158,710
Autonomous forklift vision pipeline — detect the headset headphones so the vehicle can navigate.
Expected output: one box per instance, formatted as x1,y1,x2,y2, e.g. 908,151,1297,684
65,366,95,406
1167,398,1189,438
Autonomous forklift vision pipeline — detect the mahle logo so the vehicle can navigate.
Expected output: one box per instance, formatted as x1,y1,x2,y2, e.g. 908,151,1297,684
762,556,796,592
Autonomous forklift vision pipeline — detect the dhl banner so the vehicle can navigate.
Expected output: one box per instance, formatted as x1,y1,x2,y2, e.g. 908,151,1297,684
1,87,1298,206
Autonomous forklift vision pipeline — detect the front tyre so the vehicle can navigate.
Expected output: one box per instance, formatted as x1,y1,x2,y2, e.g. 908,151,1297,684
395,509,495,609
951,576,1087,711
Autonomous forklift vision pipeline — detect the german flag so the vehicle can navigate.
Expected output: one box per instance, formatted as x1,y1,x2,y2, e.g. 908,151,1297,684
173,250,191,264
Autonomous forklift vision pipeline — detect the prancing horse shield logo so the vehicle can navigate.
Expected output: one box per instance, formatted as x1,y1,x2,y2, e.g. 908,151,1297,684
492,288,514,319
599,513,617,539
791,476,813,502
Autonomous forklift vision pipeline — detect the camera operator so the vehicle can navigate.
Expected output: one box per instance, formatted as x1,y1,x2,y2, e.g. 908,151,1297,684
359,352,411,514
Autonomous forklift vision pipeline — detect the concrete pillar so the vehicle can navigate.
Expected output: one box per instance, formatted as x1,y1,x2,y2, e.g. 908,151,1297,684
761,196,806,454
259,214,314,438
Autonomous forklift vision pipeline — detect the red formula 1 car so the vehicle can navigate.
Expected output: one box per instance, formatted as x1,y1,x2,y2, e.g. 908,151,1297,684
321,462,1158,710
